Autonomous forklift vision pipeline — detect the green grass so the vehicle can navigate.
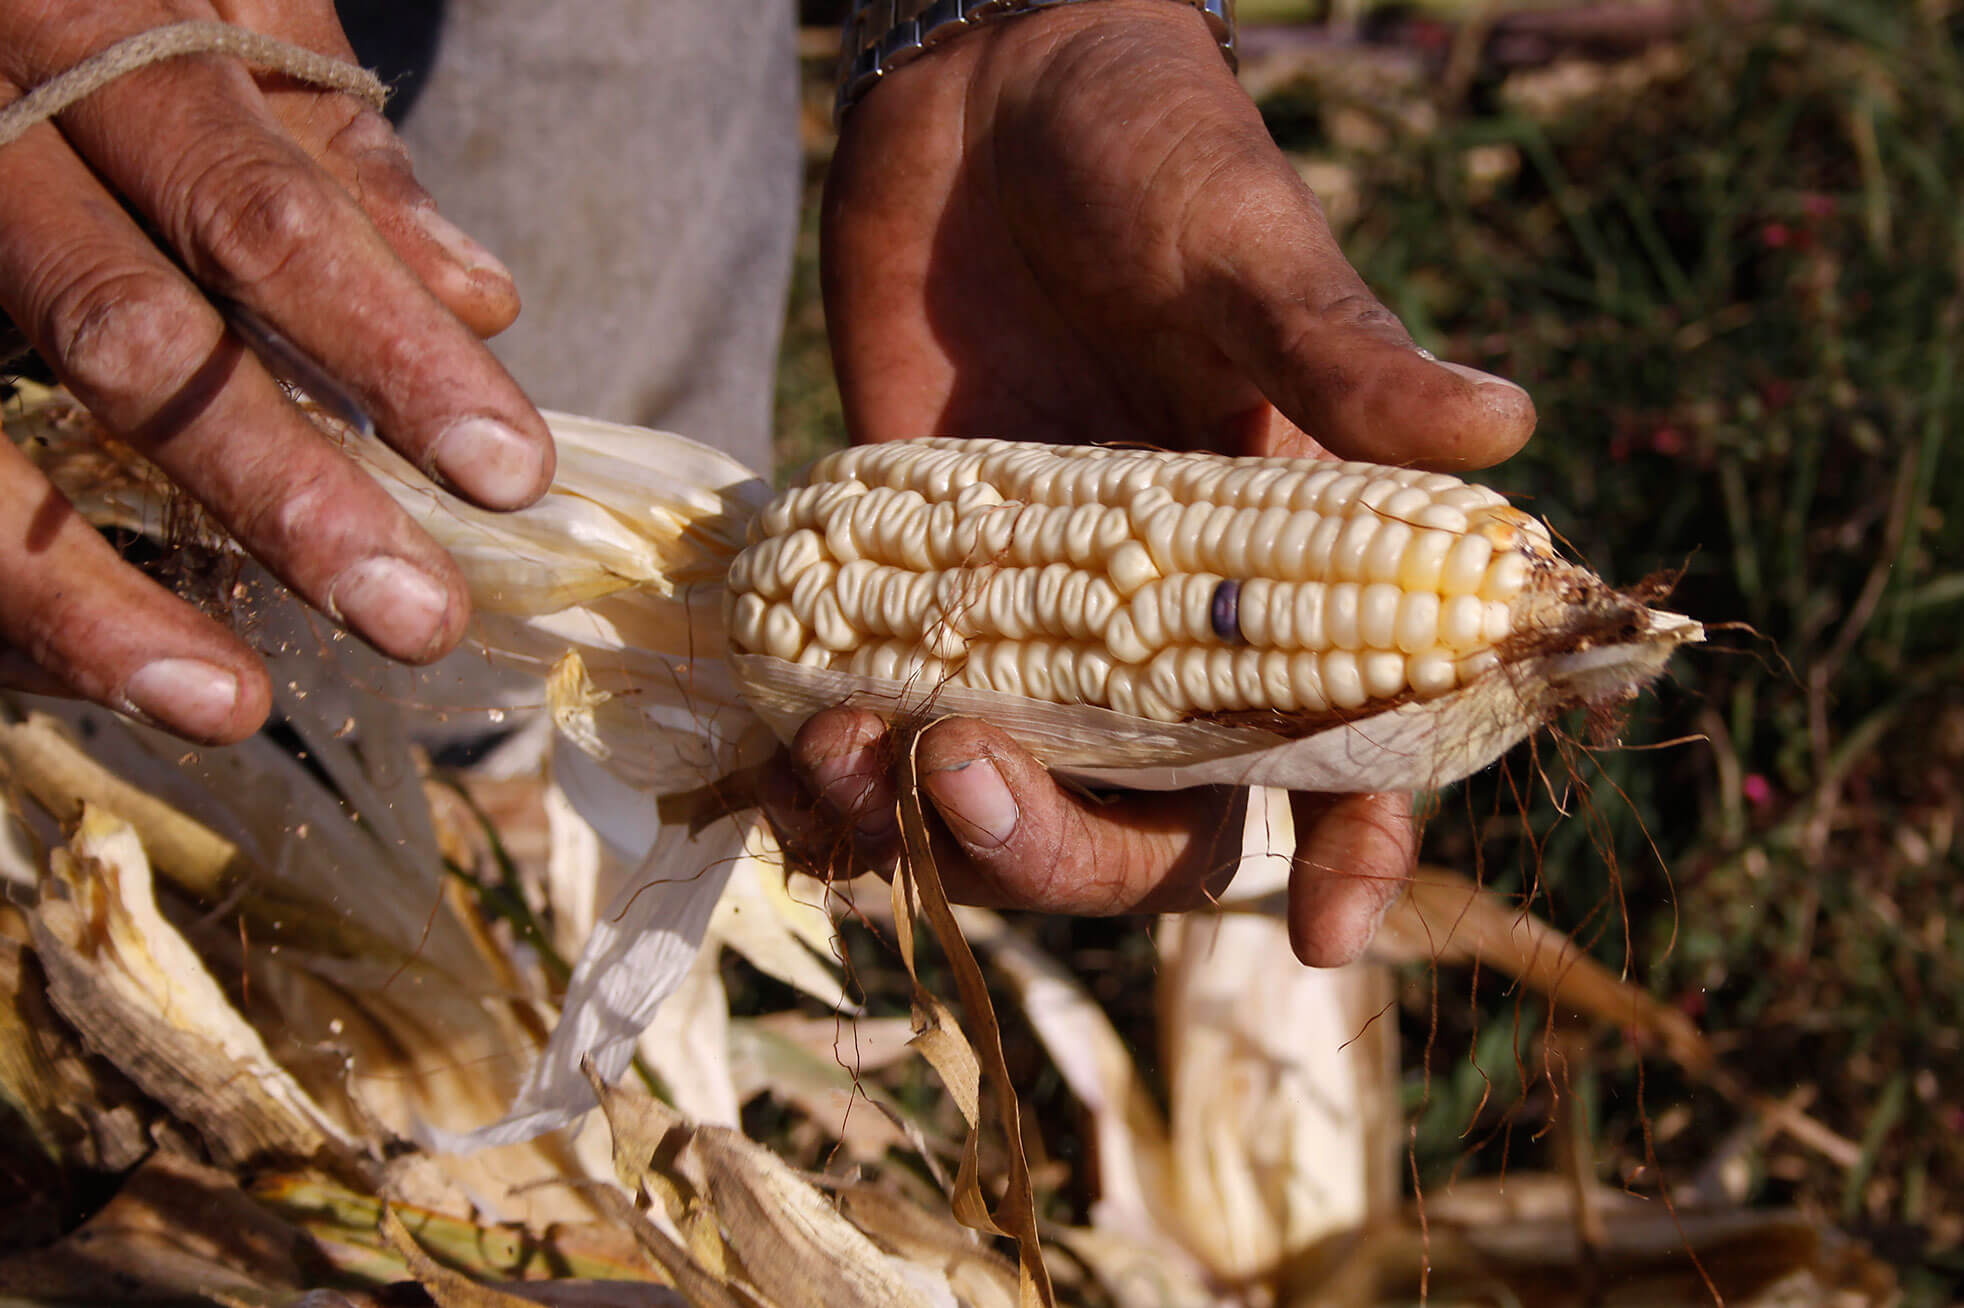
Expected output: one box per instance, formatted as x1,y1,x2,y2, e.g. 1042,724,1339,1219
1259,3,1964,1292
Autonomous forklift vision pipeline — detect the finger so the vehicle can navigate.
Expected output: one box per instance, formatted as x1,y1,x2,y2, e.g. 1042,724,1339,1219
915,717,1240,913
0,120,469,665
756,750,867,879
1015,8,1534,468
197,3,521,338
284,101,520,340
0,439,271,742
1182,150,1536,470
788,707,902,864
2,19,553,509
1286,790,1417,967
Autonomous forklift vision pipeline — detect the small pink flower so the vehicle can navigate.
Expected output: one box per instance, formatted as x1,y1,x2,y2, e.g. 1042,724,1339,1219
1650,426,1687,457
1761,222,1792,249
1743,774,1774,809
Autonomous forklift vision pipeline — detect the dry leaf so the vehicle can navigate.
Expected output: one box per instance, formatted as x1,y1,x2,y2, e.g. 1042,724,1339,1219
30,806,366,1178
1371,866,1711,1071
0,1154,317,1301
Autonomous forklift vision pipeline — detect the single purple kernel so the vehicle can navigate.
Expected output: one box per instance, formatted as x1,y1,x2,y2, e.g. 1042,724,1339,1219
1210,579,1243,643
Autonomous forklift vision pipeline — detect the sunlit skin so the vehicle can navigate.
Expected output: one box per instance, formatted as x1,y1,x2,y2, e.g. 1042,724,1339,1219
775,1,1533,965
0,0,1531,964
0,0,550,743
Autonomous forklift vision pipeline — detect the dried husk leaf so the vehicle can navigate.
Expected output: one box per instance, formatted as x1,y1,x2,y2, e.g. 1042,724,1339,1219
0,926,152,1208
707,819,855,1015
638,937,740,1127
255,1173,668,1287
834,1182,1022,1308
955,909,1175,1252
590,1072,942,1308
0,712,248,900
893,732,1055,1308
1370,866,1712,1070
730,605,1699,794
28,805,367,1178
725,1017,929,1163
1291,1182,1897,1306
380,1203,555,1308
426,815,747,1150
5,700,612,1226
1158,913,1400,1280
342,410,769,615
0,1154,318,1302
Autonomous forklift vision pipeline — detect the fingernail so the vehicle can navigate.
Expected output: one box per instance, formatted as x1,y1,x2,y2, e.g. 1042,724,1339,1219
922,757,1019,850
1433,359,1531,398
328,556,453,660
124,659,239,738
414,205,513,282
430,416,548,508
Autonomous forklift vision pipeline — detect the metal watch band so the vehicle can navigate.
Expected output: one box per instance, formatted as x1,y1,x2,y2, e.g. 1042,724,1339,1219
836,0,1237,121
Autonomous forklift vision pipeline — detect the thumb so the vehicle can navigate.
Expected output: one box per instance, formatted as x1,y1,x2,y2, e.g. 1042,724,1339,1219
1185,165,1536,469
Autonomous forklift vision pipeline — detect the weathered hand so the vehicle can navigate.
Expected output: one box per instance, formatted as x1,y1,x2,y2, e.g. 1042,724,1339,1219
0,0,553,743
822,0,1534,462
767,708,1416,967
815,0,1535,962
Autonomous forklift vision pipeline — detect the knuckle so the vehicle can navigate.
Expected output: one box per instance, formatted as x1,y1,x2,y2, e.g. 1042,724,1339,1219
228,454,337,556
324,106,411,170
13,591,112,700
1316,292,1411,343
40,265,212,405
180,148,340,290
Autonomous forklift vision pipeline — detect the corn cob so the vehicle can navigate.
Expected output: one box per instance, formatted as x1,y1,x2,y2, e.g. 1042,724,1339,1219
723,438,1693,742
10,388,1699,794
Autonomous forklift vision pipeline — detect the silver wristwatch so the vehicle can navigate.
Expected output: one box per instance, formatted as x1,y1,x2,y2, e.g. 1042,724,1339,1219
836,0,1237,120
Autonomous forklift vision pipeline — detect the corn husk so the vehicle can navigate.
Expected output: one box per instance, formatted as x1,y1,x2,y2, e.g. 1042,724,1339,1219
13,383,1700,803
7,383,1704,1165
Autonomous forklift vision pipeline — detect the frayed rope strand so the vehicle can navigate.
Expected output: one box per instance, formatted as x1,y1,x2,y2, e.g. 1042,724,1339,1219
0,20,388,150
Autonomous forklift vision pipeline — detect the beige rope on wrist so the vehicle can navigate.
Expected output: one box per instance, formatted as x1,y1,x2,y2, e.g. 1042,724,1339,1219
0,20,390,151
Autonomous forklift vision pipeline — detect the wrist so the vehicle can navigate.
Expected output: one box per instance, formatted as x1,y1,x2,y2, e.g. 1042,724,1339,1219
836,0,1235,121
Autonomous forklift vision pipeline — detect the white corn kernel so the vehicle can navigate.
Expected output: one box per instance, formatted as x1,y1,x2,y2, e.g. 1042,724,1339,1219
1441,593,1486,651
1395,591,1441,654
1408,648,1457,696
762,604,806,662
1321,649,1367,709
1479,550,1531,602
1361,649,1409,701
1441,534,1494,596
1325,584,1362,650
1359,582,1403,650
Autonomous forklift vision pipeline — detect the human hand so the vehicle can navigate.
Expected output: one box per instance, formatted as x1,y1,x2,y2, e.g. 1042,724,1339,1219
815,0,1536,962
0,1,553,743
766,708,1414,967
